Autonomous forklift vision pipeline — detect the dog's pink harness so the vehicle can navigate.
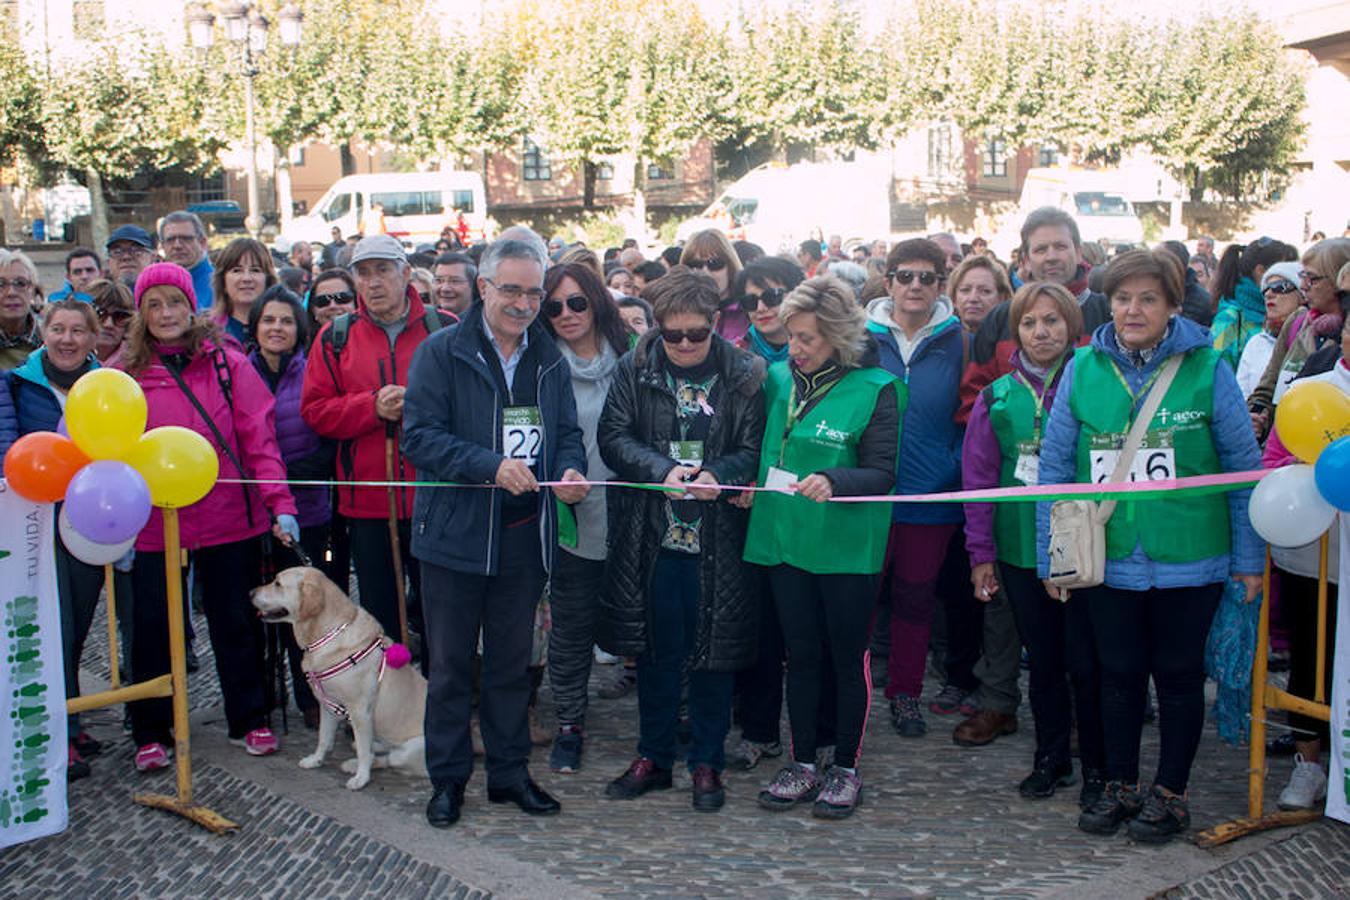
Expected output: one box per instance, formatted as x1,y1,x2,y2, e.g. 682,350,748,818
303,617,387,719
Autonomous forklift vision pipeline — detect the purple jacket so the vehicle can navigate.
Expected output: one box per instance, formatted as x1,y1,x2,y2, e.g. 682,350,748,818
250,350,331,528
962,349,1064,567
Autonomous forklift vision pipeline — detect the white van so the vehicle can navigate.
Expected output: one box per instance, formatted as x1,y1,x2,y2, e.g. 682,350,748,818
283,171,488,248
1015,167,1145,248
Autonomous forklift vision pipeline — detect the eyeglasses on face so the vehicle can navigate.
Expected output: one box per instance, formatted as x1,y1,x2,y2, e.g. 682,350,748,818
740,286,786,311
310,291,355,310
108,246,150,260
543,294,588,318
886,269,941,286
660,326,712,345
0,278,34,292
1301,270,1327,285
94,305,133,324
685,257,727,273
485,279,545,302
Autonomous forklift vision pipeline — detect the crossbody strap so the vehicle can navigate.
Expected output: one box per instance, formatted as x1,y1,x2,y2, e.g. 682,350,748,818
162,354,259,524
1097,353,1183,524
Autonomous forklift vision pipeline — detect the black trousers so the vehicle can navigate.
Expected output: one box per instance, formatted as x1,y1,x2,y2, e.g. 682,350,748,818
546,549,606,729
266,525,333,714
1002,563,1104,771
771,565,876,770
54,532,106,740
1083,582,1222,793
939,530,981,693
1281,569,1339,745
422,519,545,788
348,517,420,645
131,538,269,745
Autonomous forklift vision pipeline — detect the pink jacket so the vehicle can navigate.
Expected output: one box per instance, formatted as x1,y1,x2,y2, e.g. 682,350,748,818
126,341,297,552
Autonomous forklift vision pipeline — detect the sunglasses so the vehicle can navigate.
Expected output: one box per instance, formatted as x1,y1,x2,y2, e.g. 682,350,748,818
741,287,786,312
886,269,941,286
1263,281,1299,296
95,305,133,324
310,291,355,310
544,294,588,318
686,257,727,273
660,326,712,345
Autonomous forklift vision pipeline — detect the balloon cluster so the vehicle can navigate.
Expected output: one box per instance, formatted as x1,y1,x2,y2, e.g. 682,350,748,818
1249,381,1350,547
2,370,219,564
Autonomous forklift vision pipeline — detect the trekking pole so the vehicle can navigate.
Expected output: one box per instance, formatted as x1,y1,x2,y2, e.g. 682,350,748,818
378,359,410,647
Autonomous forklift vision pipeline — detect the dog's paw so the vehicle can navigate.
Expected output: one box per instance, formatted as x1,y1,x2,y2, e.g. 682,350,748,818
345,772,370,790
298,754,325,769
339,758,358,774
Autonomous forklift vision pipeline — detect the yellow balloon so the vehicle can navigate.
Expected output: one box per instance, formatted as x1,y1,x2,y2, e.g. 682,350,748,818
1274,380,1350,464
65,369,148,460
127,426,220,509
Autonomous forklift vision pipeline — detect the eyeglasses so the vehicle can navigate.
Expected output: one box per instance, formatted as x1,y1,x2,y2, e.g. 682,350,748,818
108,246,150,260
685,257,727,273
94,305,133,324
1301,270,1326,285
886,269,941,286
740,287,786,312
660,326,712,345
310,291,355,310
485,279,544,302
543,294,588,318
1262,281,1299,296
0,278,33,292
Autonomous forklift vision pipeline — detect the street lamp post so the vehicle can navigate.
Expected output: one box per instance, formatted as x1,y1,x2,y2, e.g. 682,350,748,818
185,2,303,239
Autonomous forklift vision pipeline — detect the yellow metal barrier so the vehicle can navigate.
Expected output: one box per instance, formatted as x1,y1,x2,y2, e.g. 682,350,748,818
1198,536,1332,847
65,509,237,834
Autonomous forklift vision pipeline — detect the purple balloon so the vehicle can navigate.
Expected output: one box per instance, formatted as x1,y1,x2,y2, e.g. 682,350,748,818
63,461,153,545
56,415,68,437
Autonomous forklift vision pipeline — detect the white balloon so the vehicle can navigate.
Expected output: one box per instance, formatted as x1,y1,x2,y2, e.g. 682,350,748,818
58,506,136,566
1247,465,1338,548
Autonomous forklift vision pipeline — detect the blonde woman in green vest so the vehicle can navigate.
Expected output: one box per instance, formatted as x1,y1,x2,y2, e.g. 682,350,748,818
1035,249,1264,844
961,281,1105,807
742,275,904,819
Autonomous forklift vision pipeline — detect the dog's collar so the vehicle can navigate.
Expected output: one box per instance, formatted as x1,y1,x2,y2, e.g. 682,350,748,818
305,611,359,654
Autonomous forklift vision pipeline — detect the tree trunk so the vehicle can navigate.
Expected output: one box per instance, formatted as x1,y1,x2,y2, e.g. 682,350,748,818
86,168,108,255
583,159,596,210
340,142,356,177
632,158,649,244
276,146,295,232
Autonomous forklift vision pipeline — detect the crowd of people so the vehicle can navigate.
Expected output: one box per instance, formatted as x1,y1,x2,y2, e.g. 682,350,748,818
0,202,1343,843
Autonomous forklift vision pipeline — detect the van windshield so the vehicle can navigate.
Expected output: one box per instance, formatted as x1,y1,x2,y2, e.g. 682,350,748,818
723,196,758,226
1074,192,1131,216
323,193,351,222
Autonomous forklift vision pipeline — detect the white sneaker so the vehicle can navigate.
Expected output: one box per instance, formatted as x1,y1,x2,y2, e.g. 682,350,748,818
1276,753,1327,810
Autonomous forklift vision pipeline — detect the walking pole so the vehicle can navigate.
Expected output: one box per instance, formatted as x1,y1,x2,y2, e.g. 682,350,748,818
104,564,120,689
378,358,410,647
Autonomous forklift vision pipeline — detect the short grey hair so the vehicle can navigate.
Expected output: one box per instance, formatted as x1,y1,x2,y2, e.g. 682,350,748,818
0,249,40,286
779,275,869,367
480,236,549,282
827,260,867,299
158,210,206,241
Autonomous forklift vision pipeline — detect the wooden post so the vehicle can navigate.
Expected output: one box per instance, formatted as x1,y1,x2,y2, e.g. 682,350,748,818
104,564,120,690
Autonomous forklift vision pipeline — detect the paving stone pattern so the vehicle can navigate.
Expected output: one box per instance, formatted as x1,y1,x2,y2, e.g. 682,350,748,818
1158,822,1350,899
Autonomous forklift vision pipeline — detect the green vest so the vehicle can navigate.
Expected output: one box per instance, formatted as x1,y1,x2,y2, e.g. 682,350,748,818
743,362,903,574
985,374,1044,569
1069,345,1230,562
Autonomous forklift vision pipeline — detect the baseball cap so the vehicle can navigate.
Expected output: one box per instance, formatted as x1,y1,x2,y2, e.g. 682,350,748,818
106,224,154,251
349,234,407,266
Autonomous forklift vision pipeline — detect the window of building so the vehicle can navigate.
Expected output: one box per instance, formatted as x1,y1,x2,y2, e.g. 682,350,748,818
983,138,1008,178
1039,145,1060,167
647,161,673,181
927,123,953,179
523,138,551,182
72,0,105,41
595,162,614,181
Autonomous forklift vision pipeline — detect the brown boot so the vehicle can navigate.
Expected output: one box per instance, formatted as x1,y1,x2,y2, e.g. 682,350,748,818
952,709,1018,747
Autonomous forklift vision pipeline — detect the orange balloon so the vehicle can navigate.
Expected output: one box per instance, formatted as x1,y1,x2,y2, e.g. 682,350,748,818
3,432,92,503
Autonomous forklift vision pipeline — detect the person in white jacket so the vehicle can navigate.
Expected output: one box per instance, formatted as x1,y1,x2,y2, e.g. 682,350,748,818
1236,262,1304,399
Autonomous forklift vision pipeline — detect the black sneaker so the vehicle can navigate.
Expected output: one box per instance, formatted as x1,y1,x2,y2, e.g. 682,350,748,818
1019,761,1076,799
549,727,584,774
889,695,926,738
67,743,91,782
74,731,102,758
605,757,673,799
1079,768,1106,811
1078,781,1143,835
1127,784,1191,844
691,764,725,812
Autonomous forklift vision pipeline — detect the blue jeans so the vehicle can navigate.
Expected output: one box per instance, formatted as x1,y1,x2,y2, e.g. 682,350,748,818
636,553,734,772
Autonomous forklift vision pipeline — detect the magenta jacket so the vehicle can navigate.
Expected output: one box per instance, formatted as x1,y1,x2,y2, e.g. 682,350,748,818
125,340,297,552
962,349,1065,567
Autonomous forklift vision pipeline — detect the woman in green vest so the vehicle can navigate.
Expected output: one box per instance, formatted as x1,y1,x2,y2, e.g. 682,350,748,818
1036,249,1264,844
961,281,1105,806
742,275,903,819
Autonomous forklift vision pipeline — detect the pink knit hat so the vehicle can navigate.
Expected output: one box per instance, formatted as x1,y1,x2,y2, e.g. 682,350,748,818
133,262,196,308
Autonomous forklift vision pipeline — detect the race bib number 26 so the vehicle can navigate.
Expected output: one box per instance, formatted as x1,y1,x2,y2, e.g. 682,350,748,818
503,406,543,466
1089,432,1175,484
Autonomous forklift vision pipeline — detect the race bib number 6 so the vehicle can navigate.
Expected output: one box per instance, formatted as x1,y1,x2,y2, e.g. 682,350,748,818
503,406,543,466
1089,432,1176,484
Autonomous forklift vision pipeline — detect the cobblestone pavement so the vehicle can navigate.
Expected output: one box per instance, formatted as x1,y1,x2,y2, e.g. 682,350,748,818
2,596,1347,898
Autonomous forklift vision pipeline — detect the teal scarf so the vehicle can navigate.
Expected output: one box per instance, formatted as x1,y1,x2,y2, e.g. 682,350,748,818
746,325,789,363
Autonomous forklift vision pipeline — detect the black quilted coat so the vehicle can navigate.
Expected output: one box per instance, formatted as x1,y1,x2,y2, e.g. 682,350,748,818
596,330,766,672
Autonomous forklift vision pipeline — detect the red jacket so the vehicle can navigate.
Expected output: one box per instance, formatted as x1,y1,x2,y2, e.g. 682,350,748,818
301,286,447,520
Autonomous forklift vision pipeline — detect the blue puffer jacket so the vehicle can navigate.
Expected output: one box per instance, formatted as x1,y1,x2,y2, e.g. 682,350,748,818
865,297,965,525
9,349,97,436
401,301,587,576
1036,316,1264,589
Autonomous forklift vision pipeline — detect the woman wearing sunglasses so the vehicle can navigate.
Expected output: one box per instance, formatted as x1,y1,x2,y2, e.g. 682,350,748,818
87,279,135,369
733,257,804,365
1234,262,1305,400
597,266,765,812
538,262,631,774
303,268,358,348
680,229,747,344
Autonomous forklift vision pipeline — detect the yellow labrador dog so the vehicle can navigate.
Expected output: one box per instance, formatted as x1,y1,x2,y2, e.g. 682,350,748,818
251,566,427,789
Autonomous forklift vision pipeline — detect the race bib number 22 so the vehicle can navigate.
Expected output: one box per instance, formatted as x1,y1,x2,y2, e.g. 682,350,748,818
503,406,543,466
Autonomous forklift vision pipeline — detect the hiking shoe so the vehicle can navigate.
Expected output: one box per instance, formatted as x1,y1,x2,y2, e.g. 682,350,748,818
758,763,823,810
1127,784,1192,844
67,743,91,781
241,727,279,756
953,710,1018,747
605,757,673,800
1019,760,1076,799
813,766,863,819
74,731,102,758
929,683,975,716
135,742,171,773
1079,768,1106,811
550,727,584,774
815,745,836,771
598,666,637,699
890,695,926,738
691,764,725,812
729,738,783,771
1277,754,1328,810
1078,781,1143,835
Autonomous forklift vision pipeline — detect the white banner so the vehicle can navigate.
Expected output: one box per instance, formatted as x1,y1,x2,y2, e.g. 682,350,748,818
0,486,64,849
1329,511,1350,825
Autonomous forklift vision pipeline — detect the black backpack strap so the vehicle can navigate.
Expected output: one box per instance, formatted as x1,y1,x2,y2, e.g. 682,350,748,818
328,312,352,357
